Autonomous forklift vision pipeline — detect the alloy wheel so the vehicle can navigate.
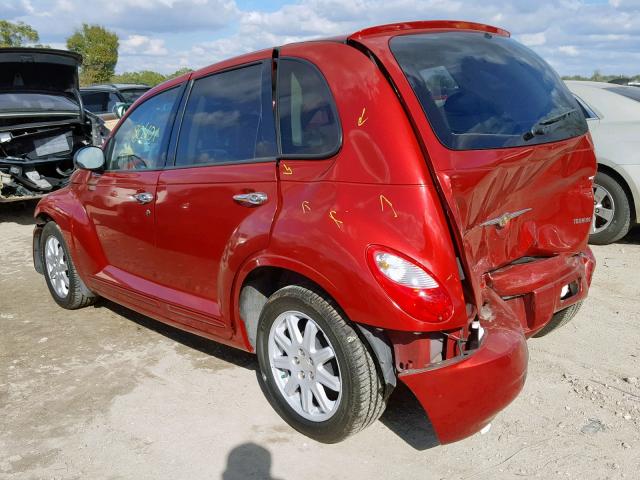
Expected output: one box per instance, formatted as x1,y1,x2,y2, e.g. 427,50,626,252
593,184,615,234
45,236,69,298
267,310,342,422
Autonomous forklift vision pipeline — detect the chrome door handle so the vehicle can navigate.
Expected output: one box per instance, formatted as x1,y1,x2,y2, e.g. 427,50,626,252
232,192,268,206
131,192,154,204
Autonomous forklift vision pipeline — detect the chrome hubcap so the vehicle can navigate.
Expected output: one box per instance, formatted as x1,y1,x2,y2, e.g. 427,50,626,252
593,184,615,234
44,236,69,298
268,311,342,421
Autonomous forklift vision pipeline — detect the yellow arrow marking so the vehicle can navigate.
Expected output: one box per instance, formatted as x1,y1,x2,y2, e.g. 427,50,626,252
329,210,344,229
380,194,398,218
282,163,293,175
357,108,368,127
301,201,311,213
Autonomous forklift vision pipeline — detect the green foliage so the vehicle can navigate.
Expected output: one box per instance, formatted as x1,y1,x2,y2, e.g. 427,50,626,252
111,68,194,87
0,20,39,47
67,24,119,85
562,70,640,83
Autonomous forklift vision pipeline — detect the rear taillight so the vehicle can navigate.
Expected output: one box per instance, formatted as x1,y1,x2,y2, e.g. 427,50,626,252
367,246,453,323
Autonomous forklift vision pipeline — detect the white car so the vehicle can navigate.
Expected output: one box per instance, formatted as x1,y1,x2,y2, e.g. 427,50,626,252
566,81,640,244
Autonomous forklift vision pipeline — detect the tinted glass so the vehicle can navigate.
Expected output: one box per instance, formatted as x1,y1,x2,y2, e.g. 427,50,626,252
607,86,640,103
120,88,150,103
176,62,276,166
277,58,340,157
81,91,110,113
0,93,79,112
390,32,588,150
106,87,180,170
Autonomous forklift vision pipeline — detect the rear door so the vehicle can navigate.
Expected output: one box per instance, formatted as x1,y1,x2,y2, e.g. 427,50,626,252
80,85,183,282
154,59,278,331
354,30,596,289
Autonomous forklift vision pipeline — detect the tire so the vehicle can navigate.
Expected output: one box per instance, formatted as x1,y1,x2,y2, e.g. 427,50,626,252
590,171,631,245
533,301,583,338
41,221,97,309
256,285,386,443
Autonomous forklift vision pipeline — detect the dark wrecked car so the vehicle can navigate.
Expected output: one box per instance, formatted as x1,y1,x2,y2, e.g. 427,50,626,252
0,48,107,202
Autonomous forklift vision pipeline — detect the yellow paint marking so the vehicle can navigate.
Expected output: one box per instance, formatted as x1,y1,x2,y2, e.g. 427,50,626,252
357,108,368,127
282,163,293,175
302,201,311,213
379,194,398,218
329,210,344,229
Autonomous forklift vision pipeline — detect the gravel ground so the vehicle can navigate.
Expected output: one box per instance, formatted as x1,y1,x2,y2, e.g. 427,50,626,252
1,201,639,480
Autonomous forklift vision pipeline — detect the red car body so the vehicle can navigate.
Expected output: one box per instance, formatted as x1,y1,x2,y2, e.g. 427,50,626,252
34,21,596,444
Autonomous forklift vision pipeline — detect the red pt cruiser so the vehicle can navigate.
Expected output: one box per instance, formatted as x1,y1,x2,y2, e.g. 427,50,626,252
33,21,596,444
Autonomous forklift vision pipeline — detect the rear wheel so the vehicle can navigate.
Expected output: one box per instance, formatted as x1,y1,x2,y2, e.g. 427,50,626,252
590,172,631,245
41,221,96,309
256,285,386,443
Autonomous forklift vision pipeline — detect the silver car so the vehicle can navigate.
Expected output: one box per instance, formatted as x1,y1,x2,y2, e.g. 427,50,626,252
566,81,640,244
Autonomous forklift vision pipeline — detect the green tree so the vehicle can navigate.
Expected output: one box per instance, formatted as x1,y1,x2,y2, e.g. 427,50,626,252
111,68,194,87
67,24,119,85
0,20,39,47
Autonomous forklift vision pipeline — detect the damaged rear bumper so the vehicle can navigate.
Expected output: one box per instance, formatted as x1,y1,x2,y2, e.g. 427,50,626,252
398,308,528,444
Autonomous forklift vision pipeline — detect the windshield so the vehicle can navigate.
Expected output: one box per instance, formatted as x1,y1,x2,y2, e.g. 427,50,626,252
120,88,149,103
0,92,79,113
390,32,588,150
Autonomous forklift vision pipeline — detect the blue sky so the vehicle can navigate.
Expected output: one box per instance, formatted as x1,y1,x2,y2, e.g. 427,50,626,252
2,0,639,76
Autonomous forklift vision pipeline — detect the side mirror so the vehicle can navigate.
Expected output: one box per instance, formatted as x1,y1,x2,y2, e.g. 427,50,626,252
113,102,129,119
74,146,105,171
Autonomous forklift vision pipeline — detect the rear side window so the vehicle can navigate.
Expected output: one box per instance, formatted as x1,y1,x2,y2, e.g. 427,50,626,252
175,62,276,166
277,58,340,157
81,91,109,113
390,32,588,150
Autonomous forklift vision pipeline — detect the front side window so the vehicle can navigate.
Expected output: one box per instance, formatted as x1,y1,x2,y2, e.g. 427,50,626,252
277,58,341,157
175,62,276,166
390,32,588,150
106,87,181,170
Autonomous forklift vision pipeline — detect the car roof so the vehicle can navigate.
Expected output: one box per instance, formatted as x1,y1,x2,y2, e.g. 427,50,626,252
143,20,509,99
565,81,640,121
81,83,150,91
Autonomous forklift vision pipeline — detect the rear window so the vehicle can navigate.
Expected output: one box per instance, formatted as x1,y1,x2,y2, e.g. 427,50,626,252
390,32,588,150
0,93,78,113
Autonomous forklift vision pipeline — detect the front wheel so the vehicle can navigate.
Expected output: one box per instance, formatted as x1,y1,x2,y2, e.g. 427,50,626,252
256,285,386,443
41,221,97,309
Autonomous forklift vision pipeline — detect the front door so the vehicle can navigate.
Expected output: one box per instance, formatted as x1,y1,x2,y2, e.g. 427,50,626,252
154,59,278,329
80,85,183,283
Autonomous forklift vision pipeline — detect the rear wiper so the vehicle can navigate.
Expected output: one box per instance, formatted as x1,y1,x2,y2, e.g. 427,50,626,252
523,108,577,141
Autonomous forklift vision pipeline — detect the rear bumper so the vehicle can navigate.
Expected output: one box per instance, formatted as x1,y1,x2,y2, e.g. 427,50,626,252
395,248,594,445
398,303,528,444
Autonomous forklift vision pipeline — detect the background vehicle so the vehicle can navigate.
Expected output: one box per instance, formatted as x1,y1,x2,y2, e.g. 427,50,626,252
80,83,150,128
567,81,640,244
34,21,595,445
0,48,106,202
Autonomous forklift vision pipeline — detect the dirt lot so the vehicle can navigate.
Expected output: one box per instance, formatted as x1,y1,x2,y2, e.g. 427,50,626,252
1,201,639,480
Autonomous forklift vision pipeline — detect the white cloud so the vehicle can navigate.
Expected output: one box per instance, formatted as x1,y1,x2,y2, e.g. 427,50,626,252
121,35,168,56
5,0,640,76
519,32,547,46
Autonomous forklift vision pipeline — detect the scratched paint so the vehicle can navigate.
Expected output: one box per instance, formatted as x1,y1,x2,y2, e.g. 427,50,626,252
281,163,293,175
329,210,344,229
357,108,368,127
301,201,311,213
379,194,398,218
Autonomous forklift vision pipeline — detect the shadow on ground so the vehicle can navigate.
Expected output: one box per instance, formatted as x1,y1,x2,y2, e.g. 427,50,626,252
222,443,283,480
619,226,640,245
0,200,38,225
